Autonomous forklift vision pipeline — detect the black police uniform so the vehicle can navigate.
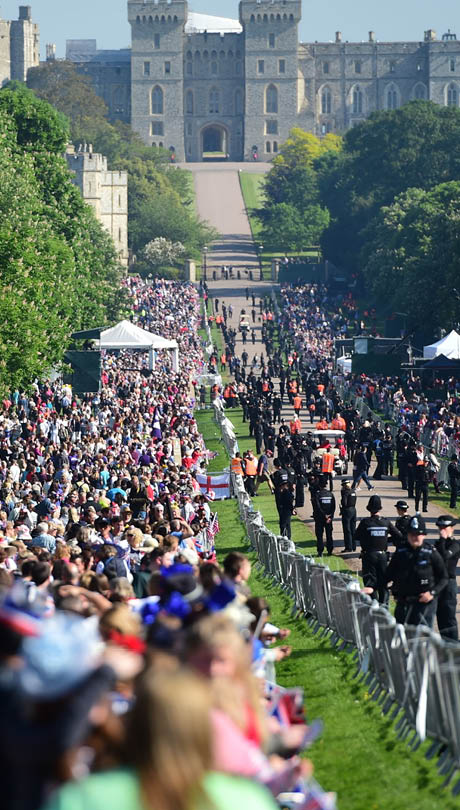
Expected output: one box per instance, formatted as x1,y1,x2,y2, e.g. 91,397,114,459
395,514,412,548
386,544,448,628
448,459,460,509
314,488,336,556
340,487,357,551
277,485,295,539
435,532,460,641
406,446,417,499
355,517,401,604
382,435,394,476
414,462,430,512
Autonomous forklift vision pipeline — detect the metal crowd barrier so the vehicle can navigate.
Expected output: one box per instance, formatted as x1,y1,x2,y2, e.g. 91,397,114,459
210,401,460,795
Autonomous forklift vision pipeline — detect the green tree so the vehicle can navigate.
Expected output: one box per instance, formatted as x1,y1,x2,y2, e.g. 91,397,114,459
362,182,460,332
257,202,329,253
318,101,460,273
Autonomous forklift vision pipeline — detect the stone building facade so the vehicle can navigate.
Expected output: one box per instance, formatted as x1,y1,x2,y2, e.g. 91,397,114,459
64,0,460,163
0,5,39,86
66,146,129,267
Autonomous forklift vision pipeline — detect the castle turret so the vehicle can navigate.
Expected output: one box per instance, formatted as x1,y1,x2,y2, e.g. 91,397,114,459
10,5,39,82
128,1,187,160
240,0,301,160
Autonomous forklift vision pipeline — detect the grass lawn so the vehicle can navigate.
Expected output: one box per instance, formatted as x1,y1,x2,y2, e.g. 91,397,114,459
211,493,456,810
429,485,460,520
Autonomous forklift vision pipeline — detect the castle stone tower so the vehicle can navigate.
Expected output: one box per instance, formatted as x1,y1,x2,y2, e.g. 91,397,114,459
10,5,39,82
240,0,301,160
128,0,187,161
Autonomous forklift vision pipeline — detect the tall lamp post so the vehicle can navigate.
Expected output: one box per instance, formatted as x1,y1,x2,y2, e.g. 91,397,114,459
203,246,208,281
259,244,264,281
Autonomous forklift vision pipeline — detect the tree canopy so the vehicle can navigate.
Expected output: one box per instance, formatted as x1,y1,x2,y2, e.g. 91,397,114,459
254,129,338,251
317,100,460,272
0,85,126,394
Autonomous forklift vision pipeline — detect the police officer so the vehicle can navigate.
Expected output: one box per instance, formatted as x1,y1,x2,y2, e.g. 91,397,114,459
382,430,394,477
314,476,336,557
414,457,430,513
355,495,402,605
386,515,448,628
448,454,460,509
340,479,357,552
277,481,295,539
394,501,411,548
435,515,460,641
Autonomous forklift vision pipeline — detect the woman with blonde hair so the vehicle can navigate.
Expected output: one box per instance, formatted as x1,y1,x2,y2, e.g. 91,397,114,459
40,670,278,810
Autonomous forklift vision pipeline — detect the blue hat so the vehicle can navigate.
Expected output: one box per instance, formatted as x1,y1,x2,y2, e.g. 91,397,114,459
18,614,103,700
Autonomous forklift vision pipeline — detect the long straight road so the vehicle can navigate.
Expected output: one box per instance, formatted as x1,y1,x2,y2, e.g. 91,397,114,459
192,162,460,614
190,162,269,273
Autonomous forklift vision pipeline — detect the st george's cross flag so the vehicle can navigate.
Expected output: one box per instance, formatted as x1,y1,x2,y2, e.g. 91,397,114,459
196,473,230,500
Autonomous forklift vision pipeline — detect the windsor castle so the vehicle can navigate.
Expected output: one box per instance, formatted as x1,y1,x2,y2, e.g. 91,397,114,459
9,2,460,163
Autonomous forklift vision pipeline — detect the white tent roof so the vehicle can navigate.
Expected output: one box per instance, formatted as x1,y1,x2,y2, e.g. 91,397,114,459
99,320,178,351
423,330,460,360
185,11,242,34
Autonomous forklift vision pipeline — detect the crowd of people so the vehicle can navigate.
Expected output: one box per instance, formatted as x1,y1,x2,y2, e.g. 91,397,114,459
0,276,336,810
207,281,460,640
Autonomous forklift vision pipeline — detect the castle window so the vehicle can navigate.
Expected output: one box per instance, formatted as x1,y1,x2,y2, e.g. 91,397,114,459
353,86,363,114
186,90,194,115
258,59,265,74
209,88,220,114
235,89,243,115
451,58,456,72
152,86,164,115
354,60,362,74
389,60,396,73
266,119,278,134
151,121,164,136
279,59,286,74
159,142,163,148
164,61,171,74
417,62,422,72
321,87,332,114
143,61,150,76
414,83,427,100
447,83,458,106
186,61,192,75
154,33,160,49
236,61,242,75
266,142,271,153
211,60,218,75
323,61,329,75
250,14,255,22
266,84,278,113
273,141,278,152
269,33,276,48
118,194,121,207
386,84,398,110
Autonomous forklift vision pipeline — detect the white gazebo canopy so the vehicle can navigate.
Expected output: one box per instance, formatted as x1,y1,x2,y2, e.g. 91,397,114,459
423,330,460,360
99,320,179,371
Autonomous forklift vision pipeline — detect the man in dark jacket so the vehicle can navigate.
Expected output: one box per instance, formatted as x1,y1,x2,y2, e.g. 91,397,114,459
340,479,357,552
355,495,401,604
386,514,448,627
314,477,336,557
435,515,460,640
448,454,460,509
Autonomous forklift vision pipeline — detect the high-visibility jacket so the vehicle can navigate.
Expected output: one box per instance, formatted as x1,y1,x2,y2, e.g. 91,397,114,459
244,457,258,476
231,457,244,475
293,395,302,410
316,420,329,430
322,452,335,474
331,416,346,431
290,418,302,435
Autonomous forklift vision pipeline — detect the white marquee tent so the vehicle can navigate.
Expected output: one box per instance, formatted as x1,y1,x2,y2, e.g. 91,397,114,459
423,330,460,361
99,320,179,371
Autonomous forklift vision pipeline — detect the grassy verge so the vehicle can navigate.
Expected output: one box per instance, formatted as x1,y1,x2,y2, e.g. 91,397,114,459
211,493,456,810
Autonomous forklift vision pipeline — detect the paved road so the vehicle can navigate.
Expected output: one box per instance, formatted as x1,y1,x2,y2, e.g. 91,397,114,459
190,162,270,271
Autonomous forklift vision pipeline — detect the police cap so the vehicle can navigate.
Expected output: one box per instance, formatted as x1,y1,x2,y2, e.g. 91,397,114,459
436,515,457,528
408,514,427,535
395,500,409,510
366,495,382,513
